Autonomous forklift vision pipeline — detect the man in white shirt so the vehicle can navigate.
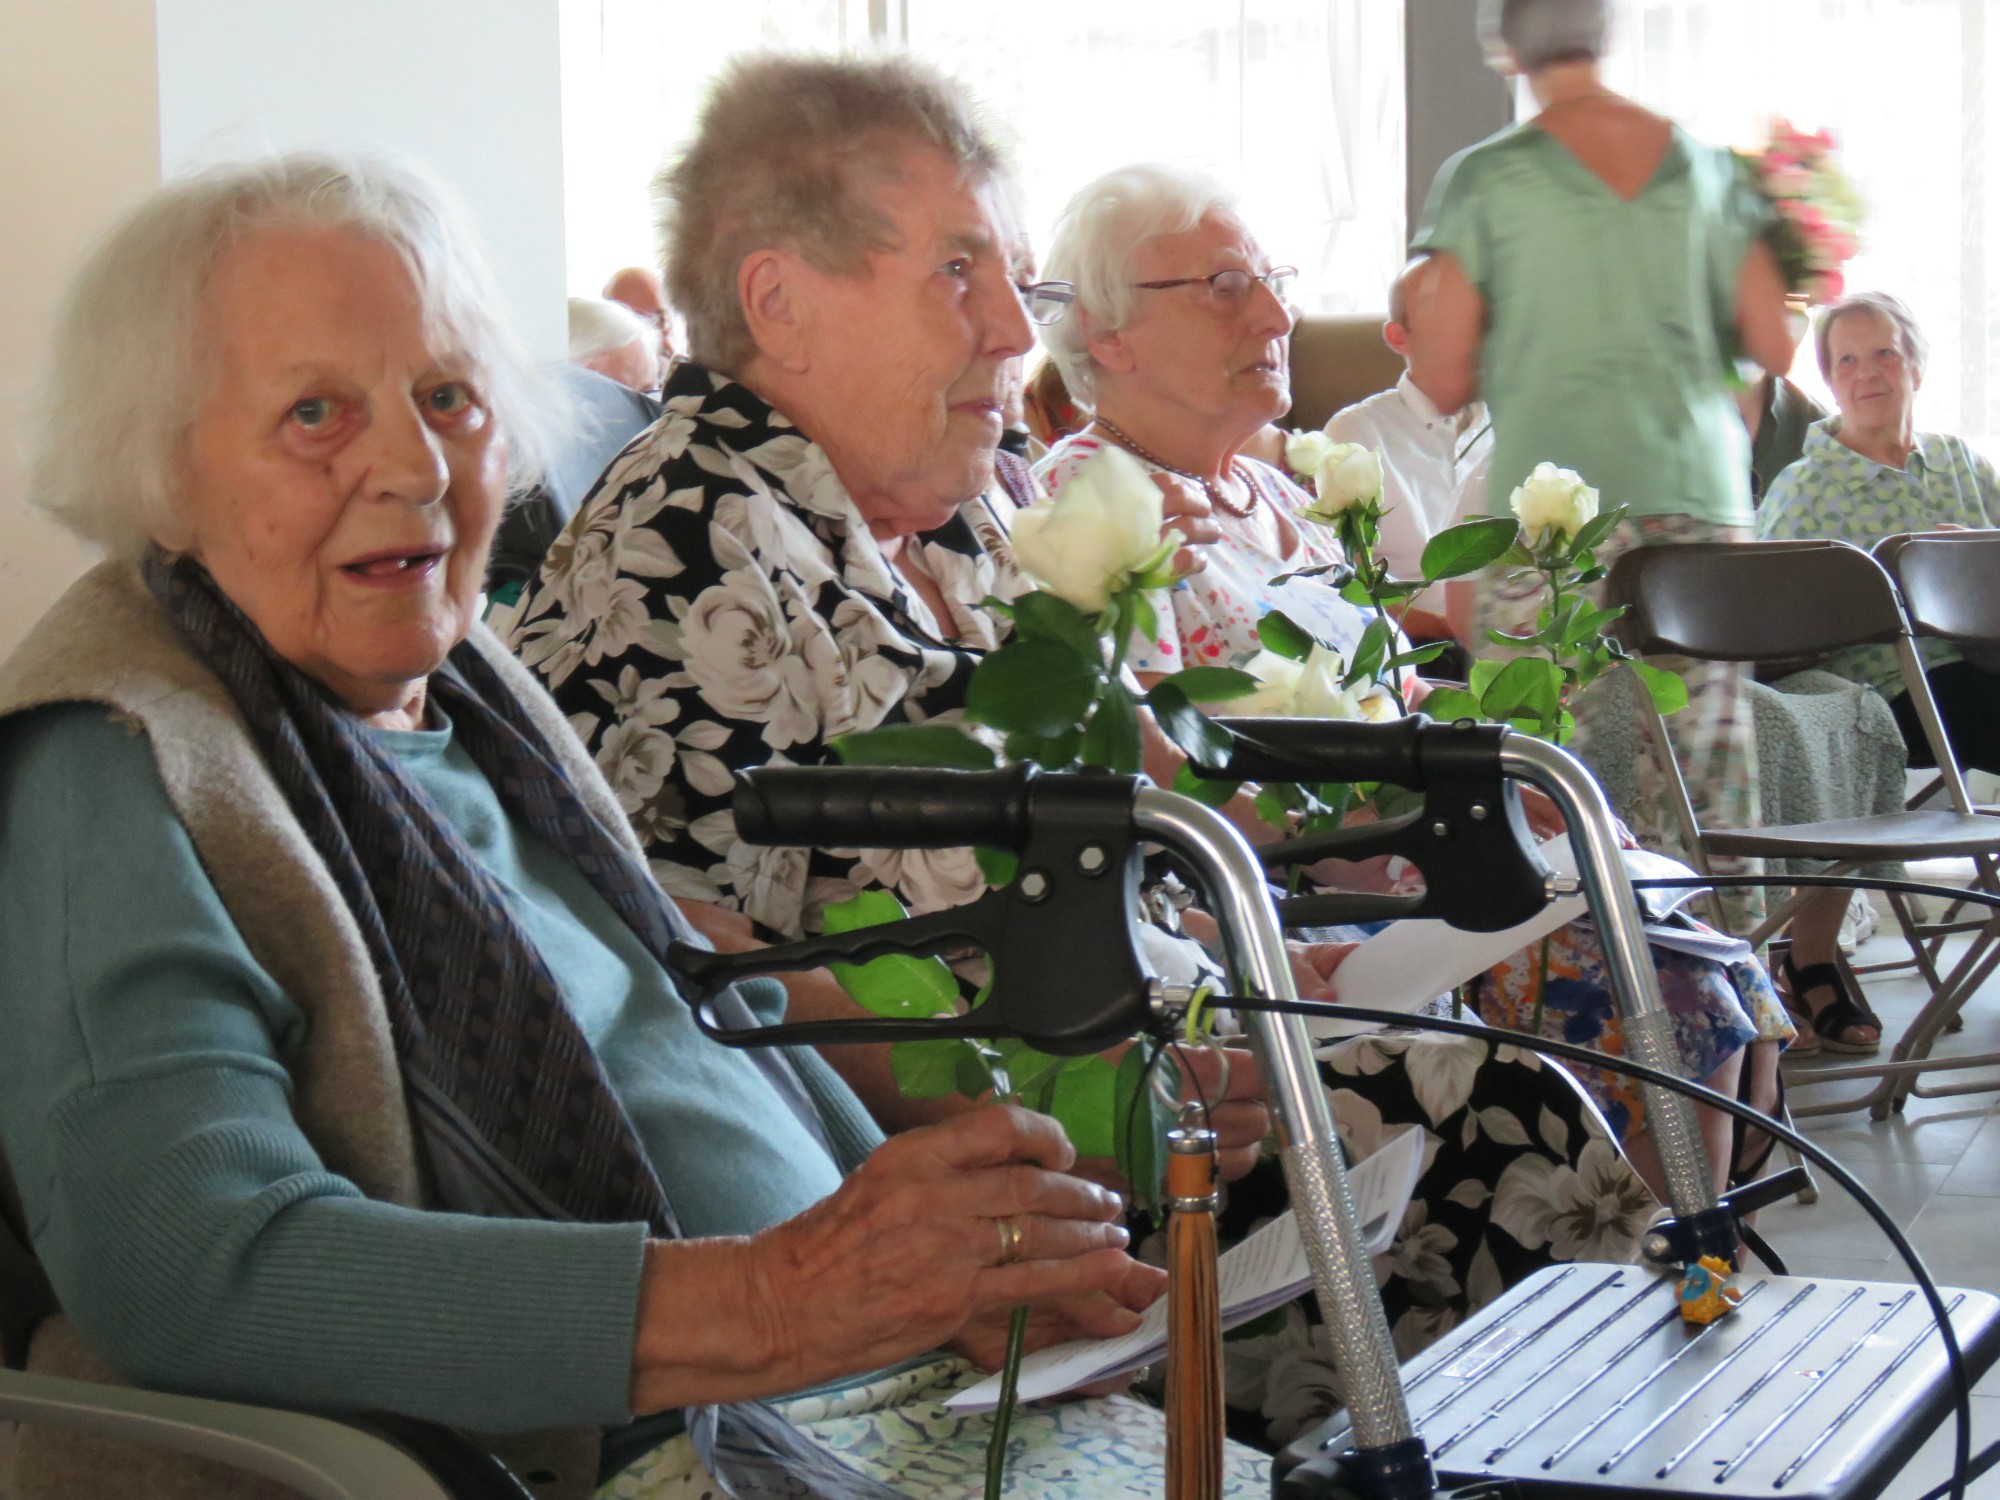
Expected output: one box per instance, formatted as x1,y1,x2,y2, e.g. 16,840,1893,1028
1324,258,1492,640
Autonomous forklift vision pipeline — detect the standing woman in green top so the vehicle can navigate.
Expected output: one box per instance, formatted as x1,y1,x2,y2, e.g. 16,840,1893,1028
1405,0,1797,940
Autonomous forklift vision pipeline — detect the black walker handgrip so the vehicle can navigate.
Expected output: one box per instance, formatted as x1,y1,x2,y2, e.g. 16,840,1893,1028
735,764,1037,850
1207,715,1433,788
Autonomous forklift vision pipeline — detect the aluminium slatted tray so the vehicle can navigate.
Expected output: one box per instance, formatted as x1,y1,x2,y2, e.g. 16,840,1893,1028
1274,1263,2000,1499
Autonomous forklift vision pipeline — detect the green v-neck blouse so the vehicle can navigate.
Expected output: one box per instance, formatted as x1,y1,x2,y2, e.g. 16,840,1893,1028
1413,121,1774,527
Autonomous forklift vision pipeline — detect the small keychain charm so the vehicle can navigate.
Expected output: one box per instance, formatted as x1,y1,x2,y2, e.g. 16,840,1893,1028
1678,1254,1745,1325
1166,1099,1224,1500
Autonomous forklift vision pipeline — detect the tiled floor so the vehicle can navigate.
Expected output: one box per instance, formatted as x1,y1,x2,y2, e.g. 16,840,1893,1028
1755,900,2000,1498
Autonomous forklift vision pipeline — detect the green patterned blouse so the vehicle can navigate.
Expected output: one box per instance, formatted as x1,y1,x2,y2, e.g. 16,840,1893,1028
1758,417,2000,695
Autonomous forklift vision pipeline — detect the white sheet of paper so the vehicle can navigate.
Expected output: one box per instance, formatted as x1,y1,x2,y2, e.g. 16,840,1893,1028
1307,841,1735,1040
943,1127,1426,1413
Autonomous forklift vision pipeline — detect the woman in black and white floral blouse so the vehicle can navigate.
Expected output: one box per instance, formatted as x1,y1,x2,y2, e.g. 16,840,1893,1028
510,52,1657,1464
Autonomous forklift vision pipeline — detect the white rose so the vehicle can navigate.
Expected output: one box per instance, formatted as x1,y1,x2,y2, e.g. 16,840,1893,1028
1291,645,1370,720
1234,646,1376,719
1284,429,1336,479
1303,443,1384,522
1229,650,1307,716
1509,462,1600,542
1012,445,1179,612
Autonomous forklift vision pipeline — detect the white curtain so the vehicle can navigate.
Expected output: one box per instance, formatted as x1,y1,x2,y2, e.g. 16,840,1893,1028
560,0,1409,315
1600,0,1998,457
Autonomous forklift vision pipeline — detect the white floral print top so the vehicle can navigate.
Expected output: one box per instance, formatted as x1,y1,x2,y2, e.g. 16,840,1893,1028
509,362,1035,939
1034,434,1367,674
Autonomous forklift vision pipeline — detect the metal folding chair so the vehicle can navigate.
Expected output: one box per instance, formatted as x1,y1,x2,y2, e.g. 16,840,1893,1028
1606,540,2000,1121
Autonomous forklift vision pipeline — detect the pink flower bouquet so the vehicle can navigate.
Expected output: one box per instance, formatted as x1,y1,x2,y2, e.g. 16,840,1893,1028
1737,120,1866,305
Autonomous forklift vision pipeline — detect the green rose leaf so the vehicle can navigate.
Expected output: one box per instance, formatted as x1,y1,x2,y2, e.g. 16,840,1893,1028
822,890,961,1019
1047,1054,1121,1158
1114,1040,1172,1212
974,846,1019,887
1478,656,1562,729
1128,589,1160,653
1629,659,1691,715
1080,681,1143,775
1170,761,1240,806
1469,657,1504,696
1383,641,1449,672
1256,609,1317,662
992,1038,1068,1110
1421,516,1520,582
892,1038,978,1099
1160,666,1261,702
967,639,1102,738
1343,615,1393,688
1003,726,1084,770
1565,505,1625,559
1008,590,1106,661
1418,685,1483,723
832,723,997,770
1143,679,1234,771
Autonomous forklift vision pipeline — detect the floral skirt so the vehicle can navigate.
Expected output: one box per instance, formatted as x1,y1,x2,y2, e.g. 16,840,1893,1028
596,1359,1272,1499
1472,925,1792,1138
1211,1030,1657,1447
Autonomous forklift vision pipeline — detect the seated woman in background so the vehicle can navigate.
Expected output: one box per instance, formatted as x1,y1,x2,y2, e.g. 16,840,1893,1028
509,61,1655,1446
1760,291,2000,774
1035,159,1793,1208
0,150,1203,1500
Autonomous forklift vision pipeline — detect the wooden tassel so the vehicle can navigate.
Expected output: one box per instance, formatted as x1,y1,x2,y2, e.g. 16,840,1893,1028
1165,1102,1224,1500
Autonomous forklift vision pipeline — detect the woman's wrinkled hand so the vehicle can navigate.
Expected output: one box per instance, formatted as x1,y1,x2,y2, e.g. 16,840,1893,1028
1153,472,1218,575
1287,939,1354,1002
950,1252,1165,1370
628,1105,1146,1412
1168,1042,1270,1183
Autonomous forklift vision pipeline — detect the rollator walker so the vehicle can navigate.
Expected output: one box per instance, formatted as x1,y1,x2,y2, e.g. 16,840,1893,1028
679,714,2000,1500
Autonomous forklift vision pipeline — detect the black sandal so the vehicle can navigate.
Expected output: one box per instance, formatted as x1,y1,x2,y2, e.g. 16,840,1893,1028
1780,953,1882,1056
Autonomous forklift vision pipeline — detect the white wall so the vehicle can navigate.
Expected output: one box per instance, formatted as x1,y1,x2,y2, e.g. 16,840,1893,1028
0,0,161,657
0,0,567,660
155,0,567,359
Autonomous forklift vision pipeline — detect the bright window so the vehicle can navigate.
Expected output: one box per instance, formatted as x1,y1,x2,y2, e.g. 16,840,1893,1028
559,1,1407,316
1598,0,1999,456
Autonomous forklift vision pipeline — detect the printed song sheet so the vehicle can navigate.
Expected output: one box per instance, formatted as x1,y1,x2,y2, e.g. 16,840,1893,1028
944,1126,1425,1411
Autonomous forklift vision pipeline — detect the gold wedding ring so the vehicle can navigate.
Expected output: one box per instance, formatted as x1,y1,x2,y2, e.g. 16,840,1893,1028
993,1215,1027,1265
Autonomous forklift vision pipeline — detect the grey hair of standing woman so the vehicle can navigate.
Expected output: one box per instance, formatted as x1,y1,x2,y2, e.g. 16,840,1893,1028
657,51,1006,377
32,151,560,558
1813,291,1930,381
1477,0,1611,70
1037,162,1239,406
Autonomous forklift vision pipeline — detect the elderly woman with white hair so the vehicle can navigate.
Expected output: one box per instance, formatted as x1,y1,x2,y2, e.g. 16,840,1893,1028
0,151,1241,1500
1760,292,2000,772
568,293,663,393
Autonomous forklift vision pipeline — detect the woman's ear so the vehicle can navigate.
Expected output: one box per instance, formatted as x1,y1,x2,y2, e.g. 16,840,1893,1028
739,249,811,374
1084,314,1138,379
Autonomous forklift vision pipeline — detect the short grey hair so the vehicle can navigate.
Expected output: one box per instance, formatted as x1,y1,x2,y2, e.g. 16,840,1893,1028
32,151,558,558
658,52,1008,376
1814,291,1929,382
1477,0,1611,71
568,296,652,361
1040,163,1241,407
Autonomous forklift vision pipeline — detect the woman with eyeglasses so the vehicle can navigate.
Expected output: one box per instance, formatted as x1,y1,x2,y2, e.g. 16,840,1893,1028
1035,163,1358,676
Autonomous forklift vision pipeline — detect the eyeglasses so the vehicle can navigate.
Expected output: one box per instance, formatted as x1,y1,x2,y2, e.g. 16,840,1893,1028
1134,266,1299,310
1016,279,1076,326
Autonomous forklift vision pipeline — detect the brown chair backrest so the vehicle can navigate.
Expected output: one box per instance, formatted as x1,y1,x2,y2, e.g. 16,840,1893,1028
1286,314,1406,432
1875,530,2000,646
1605,539,1906,663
